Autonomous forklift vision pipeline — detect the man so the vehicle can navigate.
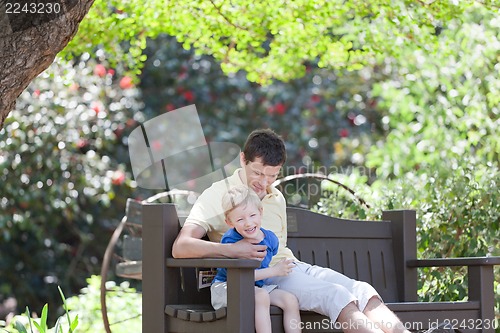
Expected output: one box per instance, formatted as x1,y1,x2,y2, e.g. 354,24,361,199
173,129,437,333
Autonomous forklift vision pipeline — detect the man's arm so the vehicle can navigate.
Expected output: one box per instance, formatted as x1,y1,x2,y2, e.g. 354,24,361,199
172,224,267,260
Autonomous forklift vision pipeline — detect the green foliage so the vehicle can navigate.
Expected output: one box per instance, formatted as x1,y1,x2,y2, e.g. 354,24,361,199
0,276,141,333
140,36,384,169
62,0,497,84
315,160,499,319
367,5,499,178
0,55,145,323
1,277,141,333
314,7,500,315
62,276,141,333
2,288,78,333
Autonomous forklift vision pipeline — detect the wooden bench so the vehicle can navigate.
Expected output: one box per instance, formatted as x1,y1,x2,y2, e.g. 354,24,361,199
141,203,499,333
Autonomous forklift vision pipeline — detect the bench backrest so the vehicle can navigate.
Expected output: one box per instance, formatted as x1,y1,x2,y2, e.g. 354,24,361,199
286,208,401,302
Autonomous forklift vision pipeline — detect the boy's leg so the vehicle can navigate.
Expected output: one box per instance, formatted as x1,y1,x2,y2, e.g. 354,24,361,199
255,287,272,333
269,289,301,333
210,282,228,310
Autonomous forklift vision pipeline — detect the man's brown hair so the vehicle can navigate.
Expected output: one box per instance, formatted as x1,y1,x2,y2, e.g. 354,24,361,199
242,129,286,166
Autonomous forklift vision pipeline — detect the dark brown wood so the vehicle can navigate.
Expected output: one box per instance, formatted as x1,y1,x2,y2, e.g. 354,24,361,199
143,203,259,333
141,203,500,333
383,210,418,302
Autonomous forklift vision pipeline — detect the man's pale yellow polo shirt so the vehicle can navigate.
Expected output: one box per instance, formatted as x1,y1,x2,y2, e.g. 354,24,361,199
184,169,297,265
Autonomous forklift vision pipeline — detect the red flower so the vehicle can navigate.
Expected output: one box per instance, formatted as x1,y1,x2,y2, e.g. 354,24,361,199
91,101,102,115
94,64,106,77
107,69,115,76
275,103,286,115
76,139,88,148
112,170,126,185
165,103,176,111
33,89,40,97
183,91,195,102
311,94,321,103
339,128,349,138
120,76,134,89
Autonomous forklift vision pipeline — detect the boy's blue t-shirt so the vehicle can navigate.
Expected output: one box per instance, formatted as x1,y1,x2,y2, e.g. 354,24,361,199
212,227,279,287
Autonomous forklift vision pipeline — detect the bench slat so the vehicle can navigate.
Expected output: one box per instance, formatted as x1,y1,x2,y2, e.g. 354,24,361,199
165,304,227,322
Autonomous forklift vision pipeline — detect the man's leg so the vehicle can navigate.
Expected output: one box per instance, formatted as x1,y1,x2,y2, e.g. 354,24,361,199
363,296,411,333
337,301,385,333
306,264,411,333
267,263,386,332
300,262,381,313
266,263,357,322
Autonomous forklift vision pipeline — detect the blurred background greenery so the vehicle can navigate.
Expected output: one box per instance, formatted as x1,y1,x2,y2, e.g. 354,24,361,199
0,1,498,331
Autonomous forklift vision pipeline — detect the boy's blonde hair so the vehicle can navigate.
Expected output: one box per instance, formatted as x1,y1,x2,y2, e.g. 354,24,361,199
222,185,262,218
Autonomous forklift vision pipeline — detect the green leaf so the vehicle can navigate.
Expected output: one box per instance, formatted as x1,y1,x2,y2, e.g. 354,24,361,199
14,321,28,333
40,304,48,332
58,286,75,333
32,321,42,332
25,307,34,333
70,315,79,332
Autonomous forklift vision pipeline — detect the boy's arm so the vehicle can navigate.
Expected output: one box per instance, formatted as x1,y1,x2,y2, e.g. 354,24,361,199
254,259,294,281
172,224,267,260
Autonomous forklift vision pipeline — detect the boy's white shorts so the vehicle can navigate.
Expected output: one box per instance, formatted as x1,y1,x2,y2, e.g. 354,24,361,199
210,282,277,310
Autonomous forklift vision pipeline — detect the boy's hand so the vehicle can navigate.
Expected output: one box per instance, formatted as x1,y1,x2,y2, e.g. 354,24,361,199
271,258,295,276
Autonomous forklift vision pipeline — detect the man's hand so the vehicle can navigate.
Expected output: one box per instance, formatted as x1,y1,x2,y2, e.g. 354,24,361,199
230,240,267,260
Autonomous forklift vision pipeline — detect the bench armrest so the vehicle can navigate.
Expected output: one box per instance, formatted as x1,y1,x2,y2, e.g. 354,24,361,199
166,258,261,269
407,256,500,268
406,256,499,316
167,257,258,331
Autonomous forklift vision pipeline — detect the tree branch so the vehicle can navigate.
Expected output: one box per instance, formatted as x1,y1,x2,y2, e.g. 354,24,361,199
0,0,95,129
208,0,249,31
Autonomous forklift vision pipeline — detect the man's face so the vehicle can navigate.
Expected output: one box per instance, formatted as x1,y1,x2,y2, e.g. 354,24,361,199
240,154,281,199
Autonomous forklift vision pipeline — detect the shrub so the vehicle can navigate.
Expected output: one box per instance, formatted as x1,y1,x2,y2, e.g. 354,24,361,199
314,159,499,318
0,56,143,323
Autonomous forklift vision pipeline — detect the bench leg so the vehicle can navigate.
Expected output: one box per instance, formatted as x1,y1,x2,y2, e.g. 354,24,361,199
468,265,495,333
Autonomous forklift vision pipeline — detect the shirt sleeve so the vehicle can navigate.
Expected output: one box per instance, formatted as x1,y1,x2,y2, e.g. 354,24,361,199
264,229,279,256
183,184,225,233
220,229,241,244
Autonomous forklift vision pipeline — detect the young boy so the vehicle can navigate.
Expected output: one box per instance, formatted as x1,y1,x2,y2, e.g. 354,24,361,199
210,185,301,333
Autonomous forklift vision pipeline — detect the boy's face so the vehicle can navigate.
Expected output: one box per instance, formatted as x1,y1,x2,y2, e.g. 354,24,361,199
226,203,263,241
240,153,281,199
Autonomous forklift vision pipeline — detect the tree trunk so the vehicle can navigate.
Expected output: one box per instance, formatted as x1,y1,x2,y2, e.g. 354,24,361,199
0,0,94,129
